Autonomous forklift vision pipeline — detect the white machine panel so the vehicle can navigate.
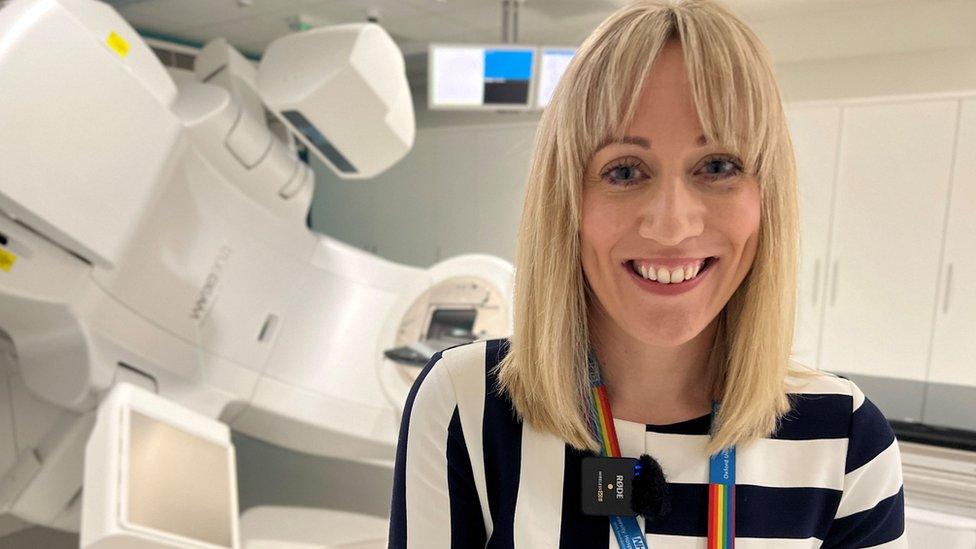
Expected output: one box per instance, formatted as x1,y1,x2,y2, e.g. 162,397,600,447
259,24,415,180
82,382,240,549
0,0,180,268
0,0,515,542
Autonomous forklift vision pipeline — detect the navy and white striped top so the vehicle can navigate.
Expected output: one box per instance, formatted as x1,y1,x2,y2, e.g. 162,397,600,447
389,338,907,548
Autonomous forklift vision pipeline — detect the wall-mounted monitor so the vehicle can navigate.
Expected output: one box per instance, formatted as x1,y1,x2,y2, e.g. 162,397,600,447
428,44,536,111
536,47,576,109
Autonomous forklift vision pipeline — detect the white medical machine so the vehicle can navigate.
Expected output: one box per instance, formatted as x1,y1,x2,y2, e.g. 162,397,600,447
0,0,513,546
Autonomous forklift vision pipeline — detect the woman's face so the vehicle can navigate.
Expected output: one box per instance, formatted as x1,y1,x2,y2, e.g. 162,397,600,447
580,40,761,347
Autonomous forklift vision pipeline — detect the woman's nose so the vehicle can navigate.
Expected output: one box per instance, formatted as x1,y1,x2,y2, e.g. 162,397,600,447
636,175,705,247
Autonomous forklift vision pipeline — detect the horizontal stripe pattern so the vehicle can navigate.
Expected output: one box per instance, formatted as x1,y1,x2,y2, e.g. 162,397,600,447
389,338,908,548
636,431,848,489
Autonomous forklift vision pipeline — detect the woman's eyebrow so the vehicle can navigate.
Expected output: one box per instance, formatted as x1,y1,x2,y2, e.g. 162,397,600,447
596,134,709,150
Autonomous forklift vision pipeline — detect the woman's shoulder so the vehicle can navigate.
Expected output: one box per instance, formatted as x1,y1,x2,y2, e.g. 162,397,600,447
412,337,510,405
780,358,892,442
784,358,869,411
405,337,521,455
782,364,905,546
425,335,508,375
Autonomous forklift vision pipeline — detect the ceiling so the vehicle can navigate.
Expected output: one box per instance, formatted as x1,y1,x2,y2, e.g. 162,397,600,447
106,0,976,84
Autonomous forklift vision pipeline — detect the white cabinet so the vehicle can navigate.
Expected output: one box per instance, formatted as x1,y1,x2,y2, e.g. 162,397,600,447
788,95,976,430
928,98,976,387
786,105,842,370
818,100,958,381
906,506,976,548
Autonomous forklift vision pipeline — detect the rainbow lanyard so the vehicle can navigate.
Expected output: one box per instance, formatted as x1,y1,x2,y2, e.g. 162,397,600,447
587,350,736,549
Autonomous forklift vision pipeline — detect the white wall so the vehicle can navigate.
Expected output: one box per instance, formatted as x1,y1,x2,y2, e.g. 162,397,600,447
777,46,976,103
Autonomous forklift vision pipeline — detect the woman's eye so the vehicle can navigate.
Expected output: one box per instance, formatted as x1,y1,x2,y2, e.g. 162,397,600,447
701,157,742,180
602,163,646,186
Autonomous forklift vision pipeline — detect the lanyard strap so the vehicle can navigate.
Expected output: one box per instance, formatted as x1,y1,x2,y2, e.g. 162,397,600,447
587,350,735,549
707,400,736,549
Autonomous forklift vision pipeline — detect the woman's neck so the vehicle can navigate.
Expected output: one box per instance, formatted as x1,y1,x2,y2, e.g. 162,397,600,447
589,308,718,425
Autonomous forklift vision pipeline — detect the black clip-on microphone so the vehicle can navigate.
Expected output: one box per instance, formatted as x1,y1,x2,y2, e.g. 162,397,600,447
632,453,671,520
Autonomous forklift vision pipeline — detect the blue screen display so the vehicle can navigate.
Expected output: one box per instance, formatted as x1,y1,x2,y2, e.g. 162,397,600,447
483,49,534,80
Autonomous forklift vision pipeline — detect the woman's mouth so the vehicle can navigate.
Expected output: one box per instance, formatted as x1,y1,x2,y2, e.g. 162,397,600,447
627,257,718,284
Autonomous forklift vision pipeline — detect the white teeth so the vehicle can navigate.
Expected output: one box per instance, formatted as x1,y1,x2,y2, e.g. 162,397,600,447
632,259,709,284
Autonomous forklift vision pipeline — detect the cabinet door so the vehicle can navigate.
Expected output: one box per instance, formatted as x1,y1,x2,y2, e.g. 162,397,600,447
785,105,842,370
925,98,976,429
819,100,957,382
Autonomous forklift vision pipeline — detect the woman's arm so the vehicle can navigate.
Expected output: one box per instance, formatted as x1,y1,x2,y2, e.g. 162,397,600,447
821,382,907,548
388,351,488,548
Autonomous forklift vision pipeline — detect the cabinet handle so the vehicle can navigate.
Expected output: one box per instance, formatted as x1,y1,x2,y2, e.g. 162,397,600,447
811,258,821,305
943,263,953,313
829,260,839,306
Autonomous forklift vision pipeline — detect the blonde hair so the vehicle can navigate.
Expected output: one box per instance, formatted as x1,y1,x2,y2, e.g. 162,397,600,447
493,0,818,458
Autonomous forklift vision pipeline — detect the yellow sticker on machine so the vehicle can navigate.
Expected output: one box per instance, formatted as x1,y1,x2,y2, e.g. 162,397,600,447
107,31,130,58
0,247,16,272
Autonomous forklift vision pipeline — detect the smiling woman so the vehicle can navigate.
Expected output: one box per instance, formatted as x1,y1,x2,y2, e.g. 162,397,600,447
390,0,907,547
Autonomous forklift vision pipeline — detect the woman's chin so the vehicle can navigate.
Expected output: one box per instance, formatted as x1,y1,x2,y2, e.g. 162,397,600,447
625,321,708,348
